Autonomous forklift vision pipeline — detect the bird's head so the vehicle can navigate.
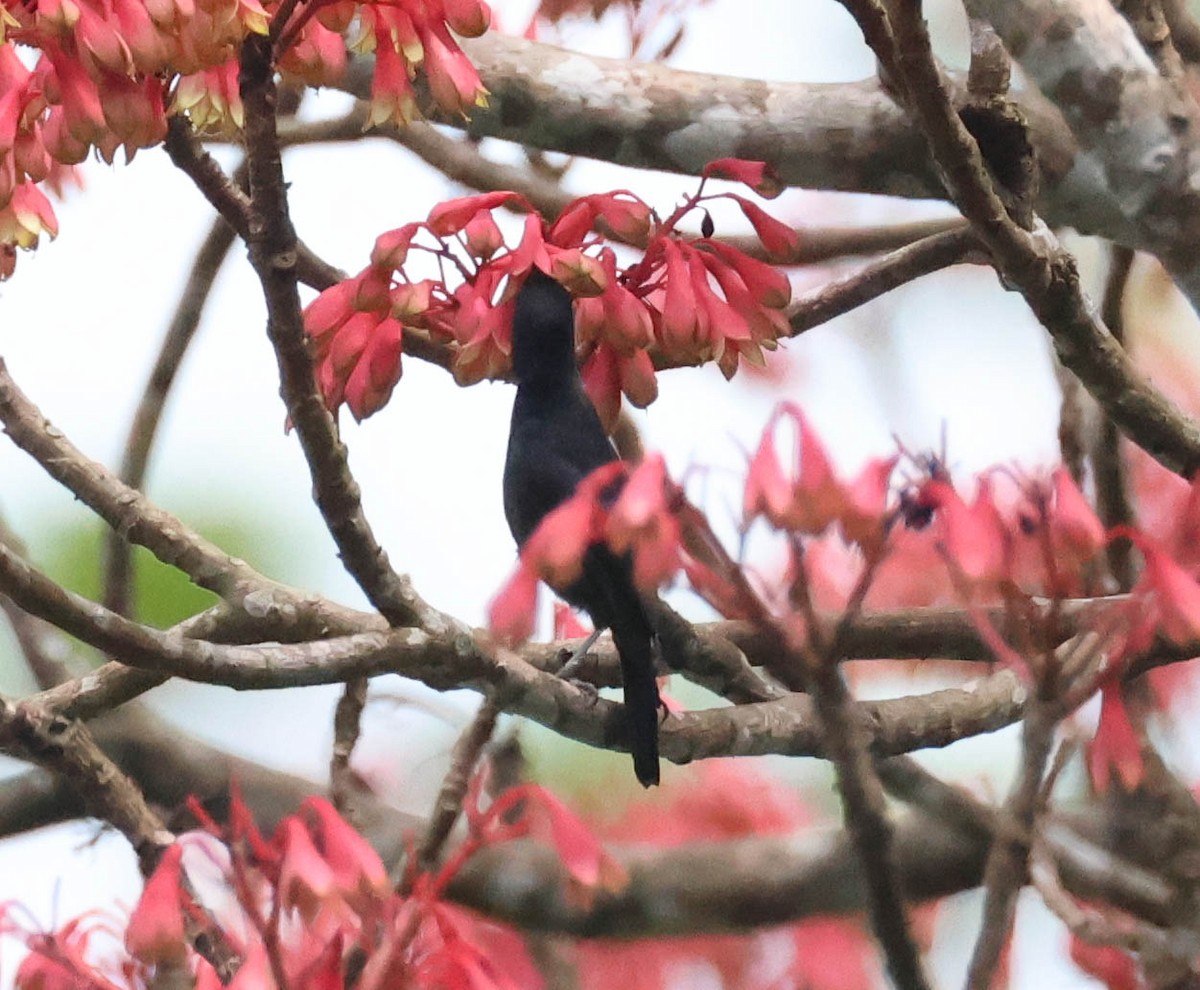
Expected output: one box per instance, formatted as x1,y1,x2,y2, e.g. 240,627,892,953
510,268,578,384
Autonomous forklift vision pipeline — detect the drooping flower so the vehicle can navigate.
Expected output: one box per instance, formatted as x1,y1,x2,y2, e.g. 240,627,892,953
744,404,895,550
488,458,685,642
125,844,188,965
277,817,338,922
921,478,1011,589
1088,684,1145,792
301,796,391,912
701,157,786,199
0,180,58,252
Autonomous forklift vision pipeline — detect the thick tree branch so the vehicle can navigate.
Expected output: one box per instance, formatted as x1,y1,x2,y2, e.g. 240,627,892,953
963,0,1200,305
839,0,1200,478
338,39,1077,215
274,112,966,267
239,37,433,633
445,802,1176,939
0,530,1033,762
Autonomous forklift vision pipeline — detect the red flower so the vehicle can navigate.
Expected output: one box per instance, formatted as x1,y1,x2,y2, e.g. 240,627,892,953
14,950,81,990
0,180,58,252
728,193,799,258
1139,542,1200,644
480,784,628,909
744,404,894,549
606,453,682,589
365,37,417,127
580,341,657,432
301,796,390,912
1069,936,1143,990
277,817,338,922
488,560,540,645
298,170,794,419
1088,684,1145,792
427,192,529,237
701,157,785,199
1047,468,1107,574
422,21,489,118
923,478,1011,589
228,943,278,990
125,844,188,965
553,601,590,639
488,458,685,642
521,482,606,588
278,20,347,86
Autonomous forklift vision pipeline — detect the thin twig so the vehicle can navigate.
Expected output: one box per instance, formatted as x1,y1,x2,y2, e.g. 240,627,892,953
1095,245,1139,591
0,515,74,689
1030,834,1196,982
782,225,981,341
0,694,173,872
330,677,369,817
964,701,1057,990
1056,363,1088,487
796,549,933,990
104,208,240,618
413,694,501,874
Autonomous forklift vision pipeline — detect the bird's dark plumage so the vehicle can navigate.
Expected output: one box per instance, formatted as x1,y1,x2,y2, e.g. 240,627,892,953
503,269,661,787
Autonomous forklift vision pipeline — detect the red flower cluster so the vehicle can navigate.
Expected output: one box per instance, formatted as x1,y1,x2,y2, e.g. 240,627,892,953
737,406,1200,796
5,780,622,990
743,403,896,553
910,468,1106,598
0,0,490,274
489,453,684,643
302,160,797,426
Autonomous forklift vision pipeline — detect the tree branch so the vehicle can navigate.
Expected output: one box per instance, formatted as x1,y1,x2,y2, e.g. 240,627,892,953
0,695,172,873
239,37,437,633
963,0,1200,306
840,0,1200,479
104,208,239,618
0,529,1033,763
337,38,1078,215
274,111,967,267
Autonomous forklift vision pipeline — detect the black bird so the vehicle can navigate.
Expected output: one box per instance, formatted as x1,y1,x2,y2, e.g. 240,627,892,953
502,268,661,787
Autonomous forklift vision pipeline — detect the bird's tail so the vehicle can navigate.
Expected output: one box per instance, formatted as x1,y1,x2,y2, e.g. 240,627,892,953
610,615,661,787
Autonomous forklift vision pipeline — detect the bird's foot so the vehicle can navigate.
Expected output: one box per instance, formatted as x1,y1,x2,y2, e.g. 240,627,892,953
558,627,604,704
558,627,603,680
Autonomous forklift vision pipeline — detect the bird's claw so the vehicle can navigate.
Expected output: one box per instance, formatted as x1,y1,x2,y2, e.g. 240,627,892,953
557,629,604,704
566,676,602,706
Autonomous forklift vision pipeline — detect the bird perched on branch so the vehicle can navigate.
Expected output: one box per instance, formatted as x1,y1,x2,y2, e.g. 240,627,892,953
502,268,661,787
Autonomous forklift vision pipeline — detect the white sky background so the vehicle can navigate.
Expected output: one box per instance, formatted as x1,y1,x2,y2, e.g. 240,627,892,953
0,0,1098,985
